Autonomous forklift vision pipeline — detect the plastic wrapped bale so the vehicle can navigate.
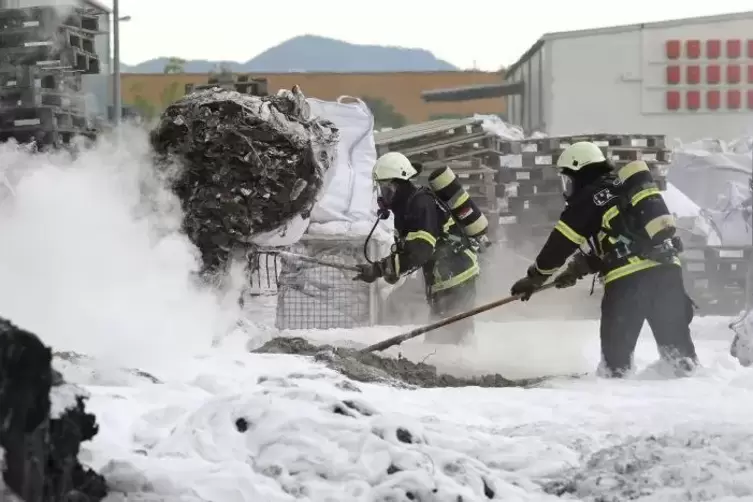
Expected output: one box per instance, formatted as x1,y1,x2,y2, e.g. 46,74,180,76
667,140,751,210
0,318,107,501
275,236,380,329
150,85,338,274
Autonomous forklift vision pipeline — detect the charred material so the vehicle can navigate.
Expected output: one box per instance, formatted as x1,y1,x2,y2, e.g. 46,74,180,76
0,318,107,502
253,337,575,389
150,86,338,273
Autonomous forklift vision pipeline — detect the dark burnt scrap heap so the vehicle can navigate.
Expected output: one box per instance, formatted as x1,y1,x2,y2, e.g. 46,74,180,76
0,4,107,502
0,4,101,148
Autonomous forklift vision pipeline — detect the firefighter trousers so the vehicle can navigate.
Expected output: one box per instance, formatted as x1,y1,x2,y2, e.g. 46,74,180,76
425,278,477,344
599,264,698,377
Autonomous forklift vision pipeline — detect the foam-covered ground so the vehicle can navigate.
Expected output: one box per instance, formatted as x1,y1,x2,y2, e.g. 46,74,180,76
0,129,752,501
68,316,753,502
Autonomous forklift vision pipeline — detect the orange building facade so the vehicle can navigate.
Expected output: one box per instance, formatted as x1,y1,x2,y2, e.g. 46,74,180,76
121,71,506,123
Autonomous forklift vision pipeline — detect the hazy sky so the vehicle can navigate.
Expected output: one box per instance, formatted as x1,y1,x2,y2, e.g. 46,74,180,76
108,0,753,71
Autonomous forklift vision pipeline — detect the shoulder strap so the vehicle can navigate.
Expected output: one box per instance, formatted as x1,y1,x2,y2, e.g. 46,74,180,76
419,186,477,250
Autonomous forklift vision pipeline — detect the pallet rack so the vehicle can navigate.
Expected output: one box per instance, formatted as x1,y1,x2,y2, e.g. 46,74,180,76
0,5,102,147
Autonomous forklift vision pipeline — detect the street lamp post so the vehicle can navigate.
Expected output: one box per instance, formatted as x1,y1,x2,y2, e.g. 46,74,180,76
112,0,131,124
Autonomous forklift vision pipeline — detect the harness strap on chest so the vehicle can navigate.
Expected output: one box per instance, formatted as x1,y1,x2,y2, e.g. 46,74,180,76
599,183,679,267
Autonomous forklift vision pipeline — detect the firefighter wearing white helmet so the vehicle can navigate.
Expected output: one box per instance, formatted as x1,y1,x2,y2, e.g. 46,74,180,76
510,141,699,378
373,151,419,181
354,151,480,344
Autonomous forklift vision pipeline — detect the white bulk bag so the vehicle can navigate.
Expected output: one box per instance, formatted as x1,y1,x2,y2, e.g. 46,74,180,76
308,96,378,223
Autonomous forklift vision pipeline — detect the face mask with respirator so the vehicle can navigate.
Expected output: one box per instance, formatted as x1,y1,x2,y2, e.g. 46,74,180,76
376,180,398,219
560,172,574,198
363,181,396,264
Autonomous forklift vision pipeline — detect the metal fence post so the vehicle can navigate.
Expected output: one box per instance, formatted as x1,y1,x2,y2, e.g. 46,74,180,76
367,237,381,326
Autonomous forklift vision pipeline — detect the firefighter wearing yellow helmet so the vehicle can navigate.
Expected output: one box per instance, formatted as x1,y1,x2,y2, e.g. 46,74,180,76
353,152,480,344
509,141,699,377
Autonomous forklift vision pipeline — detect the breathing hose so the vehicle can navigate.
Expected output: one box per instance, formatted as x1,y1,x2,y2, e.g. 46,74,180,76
363,211,388,264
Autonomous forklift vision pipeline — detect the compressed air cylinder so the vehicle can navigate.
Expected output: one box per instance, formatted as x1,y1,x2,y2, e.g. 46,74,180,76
616,160,676,244
428,166,489,237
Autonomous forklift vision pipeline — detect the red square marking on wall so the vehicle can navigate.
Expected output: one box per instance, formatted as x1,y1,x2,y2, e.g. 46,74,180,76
747,90,753,110
666,65,681,84
706,65,721,84
666,40,681,59
706,39,721,59
748,40,753,58
727,39,741,58
666,91,681,110
706,90,720,110
727,89,741,109
748,65,753,83
686,65,700,84
686,90,701,110
727,64,741,84
686,40,701,59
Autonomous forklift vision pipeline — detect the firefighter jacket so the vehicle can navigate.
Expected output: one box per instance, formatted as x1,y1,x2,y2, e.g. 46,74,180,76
532,163,680,285
382,186,479,296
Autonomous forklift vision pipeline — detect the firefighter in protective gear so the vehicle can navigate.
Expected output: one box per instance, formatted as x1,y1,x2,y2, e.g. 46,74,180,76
354,152,480,344
510,141,699,377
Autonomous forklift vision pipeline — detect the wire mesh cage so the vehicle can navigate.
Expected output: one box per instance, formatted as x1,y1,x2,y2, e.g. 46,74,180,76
275,235,380,330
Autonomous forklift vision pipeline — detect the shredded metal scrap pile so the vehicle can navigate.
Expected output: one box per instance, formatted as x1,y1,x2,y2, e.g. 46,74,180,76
150,86,338,273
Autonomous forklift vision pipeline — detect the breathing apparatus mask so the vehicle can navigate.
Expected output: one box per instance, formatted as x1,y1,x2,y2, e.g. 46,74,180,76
363,180,397,264
375,179,398,219
559,171,574,199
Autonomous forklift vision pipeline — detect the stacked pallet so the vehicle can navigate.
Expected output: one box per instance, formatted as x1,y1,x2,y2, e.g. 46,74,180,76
0,5,101,146
681,245,751,316
374,118,501,237
185,73,269,96
495,133,671,248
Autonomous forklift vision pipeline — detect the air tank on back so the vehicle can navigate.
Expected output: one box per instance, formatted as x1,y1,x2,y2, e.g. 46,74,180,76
616,160,676,244
427,165,489,238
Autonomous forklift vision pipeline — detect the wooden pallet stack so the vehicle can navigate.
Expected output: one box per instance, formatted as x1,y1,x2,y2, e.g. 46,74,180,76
494,133,671,248
185,73,269,96
374,118,501,237
680,245,751,316
0,5,102,146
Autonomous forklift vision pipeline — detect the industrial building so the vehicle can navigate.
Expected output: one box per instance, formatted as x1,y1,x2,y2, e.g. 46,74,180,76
425,11,753,142
506,11,753,141
121,71,507,124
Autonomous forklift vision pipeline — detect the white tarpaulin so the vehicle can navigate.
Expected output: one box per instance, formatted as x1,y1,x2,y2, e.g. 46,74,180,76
667,137,752,245
667,139,751,210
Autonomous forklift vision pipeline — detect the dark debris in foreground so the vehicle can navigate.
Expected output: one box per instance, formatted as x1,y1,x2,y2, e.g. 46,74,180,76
253,337,570,389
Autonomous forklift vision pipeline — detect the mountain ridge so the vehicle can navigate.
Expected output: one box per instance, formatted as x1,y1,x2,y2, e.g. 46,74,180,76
121,35,460,73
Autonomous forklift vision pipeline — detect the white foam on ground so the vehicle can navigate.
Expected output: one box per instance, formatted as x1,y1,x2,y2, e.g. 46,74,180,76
72,316,753,502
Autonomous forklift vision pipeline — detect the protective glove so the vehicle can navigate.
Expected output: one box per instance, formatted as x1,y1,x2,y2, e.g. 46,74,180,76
553,268,579,289
510,265,547,301
553,252,593,289
353,262,383,283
